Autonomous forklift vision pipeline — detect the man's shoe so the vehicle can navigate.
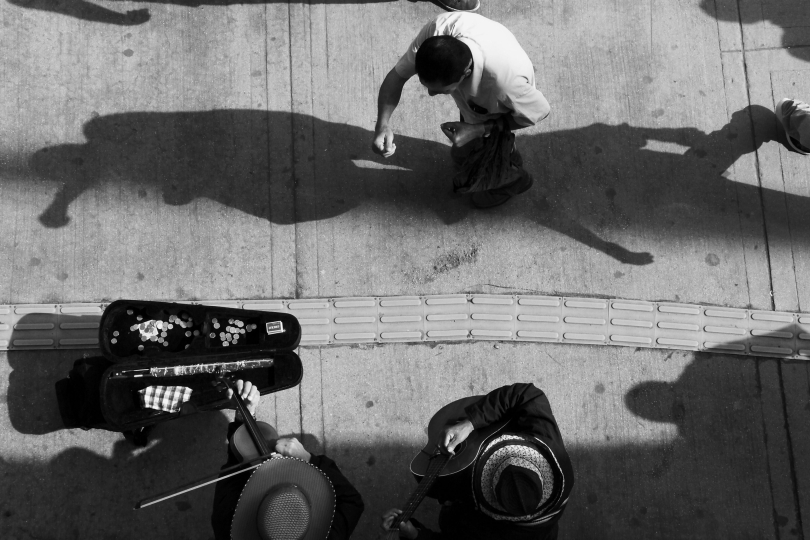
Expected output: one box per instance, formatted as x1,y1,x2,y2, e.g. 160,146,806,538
776,98,810,155
471,172,533,209
433,0,481,12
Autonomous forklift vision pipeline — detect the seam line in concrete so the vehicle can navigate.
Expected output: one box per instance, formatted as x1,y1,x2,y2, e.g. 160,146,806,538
755,359,782,540
767,72,802,314
287,1,302,300
743,45,810,53
739,56,774,315
265,2,273,295
779,358,806,539
298,381,304,439
719,50,756,310
319,348,326,456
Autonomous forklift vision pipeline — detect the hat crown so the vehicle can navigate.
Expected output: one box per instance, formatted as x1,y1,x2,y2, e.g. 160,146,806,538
495,464,543,516
475,434,557,522
256,484,311,540
231,458,335,540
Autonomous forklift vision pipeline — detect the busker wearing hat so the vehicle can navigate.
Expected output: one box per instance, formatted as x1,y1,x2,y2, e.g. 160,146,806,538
372,12,550,209
211,379,365,540
381,383,573,539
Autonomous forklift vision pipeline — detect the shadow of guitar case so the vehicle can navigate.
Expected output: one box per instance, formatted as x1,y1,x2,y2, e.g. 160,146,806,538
55,300,303,444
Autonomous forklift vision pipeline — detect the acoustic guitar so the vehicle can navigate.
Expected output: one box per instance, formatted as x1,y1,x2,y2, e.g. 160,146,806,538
385,395,510,538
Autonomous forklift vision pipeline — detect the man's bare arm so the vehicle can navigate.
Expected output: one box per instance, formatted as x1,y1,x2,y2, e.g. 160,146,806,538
372,68,410,158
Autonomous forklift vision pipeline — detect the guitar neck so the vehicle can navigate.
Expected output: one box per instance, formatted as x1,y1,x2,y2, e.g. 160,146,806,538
392,452,450,530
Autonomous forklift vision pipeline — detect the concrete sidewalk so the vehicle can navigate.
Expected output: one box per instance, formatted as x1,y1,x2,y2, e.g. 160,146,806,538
1,0,809,538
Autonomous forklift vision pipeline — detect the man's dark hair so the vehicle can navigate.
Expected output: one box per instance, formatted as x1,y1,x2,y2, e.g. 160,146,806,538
415,36,472,86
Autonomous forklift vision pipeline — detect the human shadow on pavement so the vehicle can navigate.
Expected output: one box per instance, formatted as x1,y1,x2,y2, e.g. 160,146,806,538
5,0,397,26
699,0,810,63
600,353,787,539
0,347,788,538
7,0,150,25
27,105,794,265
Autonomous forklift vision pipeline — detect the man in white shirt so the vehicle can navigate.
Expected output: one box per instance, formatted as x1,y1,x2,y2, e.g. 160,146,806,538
372,12,550,208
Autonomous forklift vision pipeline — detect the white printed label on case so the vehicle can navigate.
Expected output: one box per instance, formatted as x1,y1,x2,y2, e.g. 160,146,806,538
266,321,285,335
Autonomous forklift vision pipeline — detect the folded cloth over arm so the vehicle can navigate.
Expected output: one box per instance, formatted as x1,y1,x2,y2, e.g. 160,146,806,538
138,385,193,412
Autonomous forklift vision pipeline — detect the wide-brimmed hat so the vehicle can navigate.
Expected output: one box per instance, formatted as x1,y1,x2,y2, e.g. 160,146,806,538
473,434,562,522
231,457,335,540
776,98,810,155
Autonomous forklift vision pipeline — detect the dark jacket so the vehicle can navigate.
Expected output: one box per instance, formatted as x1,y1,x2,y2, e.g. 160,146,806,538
211,421,365,540
415,383,574,540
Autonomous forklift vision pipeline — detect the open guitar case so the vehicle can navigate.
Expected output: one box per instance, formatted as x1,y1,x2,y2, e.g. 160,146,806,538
55,300,303,446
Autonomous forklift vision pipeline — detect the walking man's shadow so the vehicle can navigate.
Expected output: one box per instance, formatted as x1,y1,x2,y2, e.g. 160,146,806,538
5,0,398,26
27,105,801,266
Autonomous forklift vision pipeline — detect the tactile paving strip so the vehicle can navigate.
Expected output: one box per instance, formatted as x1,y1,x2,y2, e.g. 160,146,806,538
1,296,809,360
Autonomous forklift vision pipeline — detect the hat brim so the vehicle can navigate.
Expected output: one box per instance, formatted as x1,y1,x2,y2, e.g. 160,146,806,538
231,457,336,540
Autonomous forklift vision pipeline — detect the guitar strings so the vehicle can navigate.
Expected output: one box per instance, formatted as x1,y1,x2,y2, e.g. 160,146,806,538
395,453,451,525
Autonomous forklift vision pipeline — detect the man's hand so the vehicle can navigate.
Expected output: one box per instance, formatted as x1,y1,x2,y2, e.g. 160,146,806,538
440,121,486,147
372,124,397,158
373,68,409,158
381,509,418,540
442,419,474,455
227,379,261,417
275,437,312,462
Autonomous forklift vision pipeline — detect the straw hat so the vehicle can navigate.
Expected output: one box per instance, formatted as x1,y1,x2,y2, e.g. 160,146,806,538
231,457,335,540
473,434,562,522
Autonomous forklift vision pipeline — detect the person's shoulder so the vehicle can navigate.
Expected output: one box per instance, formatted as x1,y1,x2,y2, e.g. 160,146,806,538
439,11,499,26
430,11,491,33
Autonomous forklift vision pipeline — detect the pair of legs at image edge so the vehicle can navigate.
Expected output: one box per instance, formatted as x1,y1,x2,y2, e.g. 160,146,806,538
450,136,535,209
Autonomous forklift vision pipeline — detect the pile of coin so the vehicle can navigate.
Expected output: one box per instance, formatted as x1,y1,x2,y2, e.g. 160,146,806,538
209,317,258,347
116,309,199,352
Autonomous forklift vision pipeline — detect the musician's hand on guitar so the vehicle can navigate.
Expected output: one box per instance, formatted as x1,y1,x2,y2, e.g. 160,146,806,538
275,437,312,463
227,379,261,417
442,419,474,455
381,509,418,539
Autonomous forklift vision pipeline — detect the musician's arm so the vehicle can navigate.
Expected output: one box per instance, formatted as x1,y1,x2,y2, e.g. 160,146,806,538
310,455,365,540
463,383,562,440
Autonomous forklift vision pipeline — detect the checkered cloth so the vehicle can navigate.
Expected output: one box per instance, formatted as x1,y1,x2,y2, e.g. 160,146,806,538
138,385,193,412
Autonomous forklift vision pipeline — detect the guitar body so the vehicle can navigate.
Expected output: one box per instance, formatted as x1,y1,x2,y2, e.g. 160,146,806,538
410,395,511,478
383,396,511,539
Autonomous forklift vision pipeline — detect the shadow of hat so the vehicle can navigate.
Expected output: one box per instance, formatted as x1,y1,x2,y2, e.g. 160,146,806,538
231,457,335,540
